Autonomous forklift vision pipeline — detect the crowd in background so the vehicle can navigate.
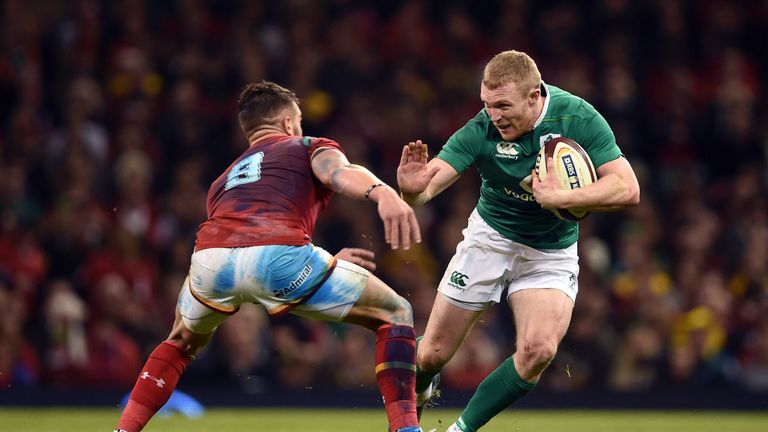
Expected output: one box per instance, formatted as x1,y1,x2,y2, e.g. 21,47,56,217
1,0,767,399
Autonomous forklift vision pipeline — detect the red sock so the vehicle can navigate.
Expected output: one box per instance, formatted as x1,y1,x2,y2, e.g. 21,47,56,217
375,324,418,432
115,341,192,432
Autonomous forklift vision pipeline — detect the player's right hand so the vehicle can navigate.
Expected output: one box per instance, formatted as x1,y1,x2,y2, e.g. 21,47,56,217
335,248,376,271
368,185,422,250
397,140,439,195
531,157,566,210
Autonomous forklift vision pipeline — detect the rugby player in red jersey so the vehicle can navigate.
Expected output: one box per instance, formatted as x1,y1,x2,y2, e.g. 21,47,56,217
114,81,423,432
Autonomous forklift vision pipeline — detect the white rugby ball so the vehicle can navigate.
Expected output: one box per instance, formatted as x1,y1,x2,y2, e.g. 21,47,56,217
535,137,597,221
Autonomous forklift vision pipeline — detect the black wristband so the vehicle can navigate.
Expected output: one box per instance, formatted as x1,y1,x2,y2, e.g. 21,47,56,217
364,183,386,200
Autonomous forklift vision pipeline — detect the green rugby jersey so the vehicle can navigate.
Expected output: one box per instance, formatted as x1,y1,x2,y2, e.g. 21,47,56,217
437,83,623,249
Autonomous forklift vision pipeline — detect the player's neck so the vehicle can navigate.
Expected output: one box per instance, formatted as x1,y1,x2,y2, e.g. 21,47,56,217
248,127,289,146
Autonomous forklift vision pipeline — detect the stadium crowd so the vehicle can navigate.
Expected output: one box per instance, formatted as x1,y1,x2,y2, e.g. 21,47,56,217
1,0,767,399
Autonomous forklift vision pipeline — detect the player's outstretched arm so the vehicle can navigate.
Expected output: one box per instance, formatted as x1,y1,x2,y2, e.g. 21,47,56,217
311,147,421,250
397,140,461,207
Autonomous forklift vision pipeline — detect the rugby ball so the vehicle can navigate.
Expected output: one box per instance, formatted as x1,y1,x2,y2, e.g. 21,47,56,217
535,137,596,221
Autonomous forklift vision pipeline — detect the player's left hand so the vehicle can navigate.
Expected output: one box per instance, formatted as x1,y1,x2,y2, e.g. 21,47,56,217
335,248,376,271
531,156,566,210
397,140,440,195
368,185,422,250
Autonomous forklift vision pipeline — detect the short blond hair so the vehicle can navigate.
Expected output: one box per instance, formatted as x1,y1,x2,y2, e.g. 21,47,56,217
482,50,542,94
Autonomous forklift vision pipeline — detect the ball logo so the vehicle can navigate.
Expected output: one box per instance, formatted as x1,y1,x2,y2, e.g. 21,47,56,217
539,136,596,221
495,142,522,159
560,154,581,189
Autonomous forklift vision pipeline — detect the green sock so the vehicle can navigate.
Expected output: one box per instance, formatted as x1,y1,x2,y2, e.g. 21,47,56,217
414,336,438,393
455,357,536,432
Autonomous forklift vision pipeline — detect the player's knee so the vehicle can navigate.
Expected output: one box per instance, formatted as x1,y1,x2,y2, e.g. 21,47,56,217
518,338,558,369
417,345,449,372
387,295,413,326
168,325,213,357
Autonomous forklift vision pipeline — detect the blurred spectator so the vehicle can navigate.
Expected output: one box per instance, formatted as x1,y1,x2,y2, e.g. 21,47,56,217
739,319,768,391
43,279,89,385
0,277,40,387
333,325,377,390
212,303,272,393
441,325,504,391
272,317,335,390
608,322,663,391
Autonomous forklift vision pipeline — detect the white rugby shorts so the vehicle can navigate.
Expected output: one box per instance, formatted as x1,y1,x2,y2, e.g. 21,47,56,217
177,244,369,333
438,209,579,311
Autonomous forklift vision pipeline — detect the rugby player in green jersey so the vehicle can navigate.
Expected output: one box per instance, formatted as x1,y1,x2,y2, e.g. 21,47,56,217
397,50,640,432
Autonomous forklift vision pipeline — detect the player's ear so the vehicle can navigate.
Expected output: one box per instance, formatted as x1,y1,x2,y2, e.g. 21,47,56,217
281,115,294,135
528,87,540,105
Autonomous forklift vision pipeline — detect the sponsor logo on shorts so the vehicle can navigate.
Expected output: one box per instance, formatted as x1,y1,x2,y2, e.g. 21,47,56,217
569,273,576,291
448,271,469,289
275,264,313,298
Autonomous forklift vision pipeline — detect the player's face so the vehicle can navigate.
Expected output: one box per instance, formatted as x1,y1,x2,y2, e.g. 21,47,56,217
481,82,539,141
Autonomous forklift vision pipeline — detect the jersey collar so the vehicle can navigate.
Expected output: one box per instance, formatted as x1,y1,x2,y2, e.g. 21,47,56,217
532,82,549,130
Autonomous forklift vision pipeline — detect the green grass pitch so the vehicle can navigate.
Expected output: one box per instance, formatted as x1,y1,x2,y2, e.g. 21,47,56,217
0,408,766,432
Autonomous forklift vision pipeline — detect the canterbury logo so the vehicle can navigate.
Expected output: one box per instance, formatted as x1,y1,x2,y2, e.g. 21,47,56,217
496,142,521,158
449,271,468,287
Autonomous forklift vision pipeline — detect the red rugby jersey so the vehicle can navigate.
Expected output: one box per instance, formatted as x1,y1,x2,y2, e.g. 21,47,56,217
195,135,342,250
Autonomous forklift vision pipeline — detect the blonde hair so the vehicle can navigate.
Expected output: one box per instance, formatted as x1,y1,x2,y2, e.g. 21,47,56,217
482,50,542,94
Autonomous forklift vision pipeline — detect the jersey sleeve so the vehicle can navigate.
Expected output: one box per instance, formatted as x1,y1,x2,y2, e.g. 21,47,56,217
303,136,345,157
573,110,623,169
437,121,481,174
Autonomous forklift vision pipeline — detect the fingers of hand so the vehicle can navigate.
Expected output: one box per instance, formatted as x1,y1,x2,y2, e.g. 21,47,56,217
383,218,392,245
352,248,375,260
356,259,376,272
389,217,400,249
405,140,426,163
399,215,411,250
338,248,376,271
400,145,410,166
419,142,429,162
352,251,376,271
409,211,421,244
